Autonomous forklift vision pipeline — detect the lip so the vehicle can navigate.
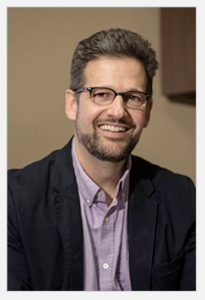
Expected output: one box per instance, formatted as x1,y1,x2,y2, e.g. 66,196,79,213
98,122,130,129
97,122,133,138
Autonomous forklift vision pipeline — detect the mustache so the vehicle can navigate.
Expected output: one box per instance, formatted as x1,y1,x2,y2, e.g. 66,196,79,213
94,118,135,128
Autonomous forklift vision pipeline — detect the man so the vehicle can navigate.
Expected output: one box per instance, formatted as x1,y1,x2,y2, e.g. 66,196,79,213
8,28,195,291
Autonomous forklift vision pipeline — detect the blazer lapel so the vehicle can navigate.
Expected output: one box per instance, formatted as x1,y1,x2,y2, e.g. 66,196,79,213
128,157,158,291
52,140,84,290
51,142,158,291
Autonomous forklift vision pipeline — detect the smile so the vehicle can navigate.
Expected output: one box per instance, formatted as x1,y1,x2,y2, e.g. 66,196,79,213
99,125,128,132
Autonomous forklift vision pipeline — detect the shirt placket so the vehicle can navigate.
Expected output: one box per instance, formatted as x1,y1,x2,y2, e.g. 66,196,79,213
98,197,117,291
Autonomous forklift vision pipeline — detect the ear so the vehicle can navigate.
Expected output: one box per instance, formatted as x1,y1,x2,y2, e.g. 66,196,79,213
143,98,153,128
65,89,77,121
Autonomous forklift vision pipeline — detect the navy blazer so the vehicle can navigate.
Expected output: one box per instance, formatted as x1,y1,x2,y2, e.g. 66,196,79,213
8,139,196,291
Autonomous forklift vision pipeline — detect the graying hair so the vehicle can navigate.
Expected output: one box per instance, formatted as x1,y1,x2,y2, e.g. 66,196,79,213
69,28,158,96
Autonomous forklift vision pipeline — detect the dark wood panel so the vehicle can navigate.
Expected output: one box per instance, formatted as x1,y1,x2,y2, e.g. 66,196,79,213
161,8,196,97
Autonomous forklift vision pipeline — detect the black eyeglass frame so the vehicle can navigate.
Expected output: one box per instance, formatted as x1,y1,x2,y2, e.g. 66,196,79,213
72,87,151,109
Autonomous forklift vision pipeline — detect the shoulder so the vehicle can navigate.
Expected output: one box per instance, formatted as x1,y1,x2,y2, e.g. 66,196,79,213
8,139,74,196
8,148,60,188
131,155,195,187
131,155,195,204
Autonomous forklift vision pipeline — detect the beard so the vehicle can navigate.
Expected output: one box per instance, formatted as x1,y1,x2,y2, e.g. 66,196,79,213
75,116,141,163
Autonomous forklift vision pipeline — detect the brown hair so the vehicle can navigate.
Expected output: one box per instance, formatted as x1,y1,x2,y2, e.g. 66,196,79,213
69,28,158,96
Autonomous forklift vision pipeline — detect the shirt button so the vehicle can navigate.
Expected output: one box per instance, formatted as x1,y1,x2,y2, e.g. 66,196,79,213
97,191,101,197
103,263,109,269
104,217,109,223
121,192,125,198
86,199,91,204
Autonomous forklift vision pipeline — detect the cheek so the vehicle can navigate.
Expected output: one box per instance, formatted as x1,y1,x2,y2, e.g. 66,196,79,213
131,112,147,128
76,103,104,128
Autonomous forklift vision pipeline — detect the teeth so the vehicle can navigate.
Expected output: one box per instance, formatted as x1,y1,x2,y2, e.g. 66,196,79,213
99,125,127,132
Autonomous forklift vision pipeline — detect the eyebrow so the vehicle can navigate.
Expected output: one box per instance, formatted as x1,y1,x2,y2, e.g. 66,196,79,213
89,86,145,93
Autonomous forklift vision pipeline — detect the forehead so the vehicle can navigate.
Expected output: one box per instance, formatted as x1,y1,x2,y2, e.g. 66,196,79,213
83,56,147,91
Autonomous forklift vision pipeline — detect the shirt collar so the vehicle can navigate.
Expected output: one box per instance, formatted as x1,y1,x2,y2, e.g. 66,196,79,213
71,137,131,206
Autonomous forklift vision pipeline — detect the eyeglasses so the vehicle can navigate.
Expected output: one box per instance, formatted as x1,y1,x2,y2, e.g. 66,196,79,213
73,87,151,110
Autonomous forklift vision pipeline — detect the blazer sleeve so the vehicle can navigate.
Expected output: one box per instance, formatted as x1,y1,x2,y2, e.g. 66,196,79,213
8,171,32,291
179,177,196,290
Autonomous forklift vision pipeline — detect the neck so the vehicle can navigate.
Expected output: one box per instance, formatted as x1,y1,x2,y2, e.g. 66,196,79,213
74,138,128,205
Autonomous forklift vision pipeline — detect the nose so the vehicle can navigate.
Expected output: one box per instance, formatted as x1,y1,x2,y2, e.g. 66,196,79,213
106,95,127,119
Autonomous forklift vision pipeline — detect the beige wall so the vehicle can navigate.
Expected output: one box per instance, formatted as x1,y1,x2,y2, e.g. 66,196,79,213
7,7,196,184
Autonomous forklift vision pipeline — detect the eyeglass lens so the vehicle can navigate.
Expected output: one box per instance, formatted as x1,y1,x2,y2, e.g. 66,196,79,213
90,88,146,108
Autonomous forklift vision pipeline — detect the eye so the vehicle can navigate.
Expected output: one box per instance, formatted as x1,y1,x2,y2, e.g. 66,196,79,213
128,95,142,102
124,92,146,108
94,92,109,98
125,93,143,103
91,88,114,103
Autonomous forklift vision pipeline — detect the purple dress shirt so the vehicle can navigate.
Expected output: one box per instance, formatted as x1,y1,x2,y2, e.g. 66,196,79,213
72,138,132,291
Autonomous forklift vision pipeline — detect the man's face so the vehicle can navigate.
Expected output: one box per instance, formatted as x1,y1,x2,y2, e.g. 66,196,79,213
67,56,152,162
